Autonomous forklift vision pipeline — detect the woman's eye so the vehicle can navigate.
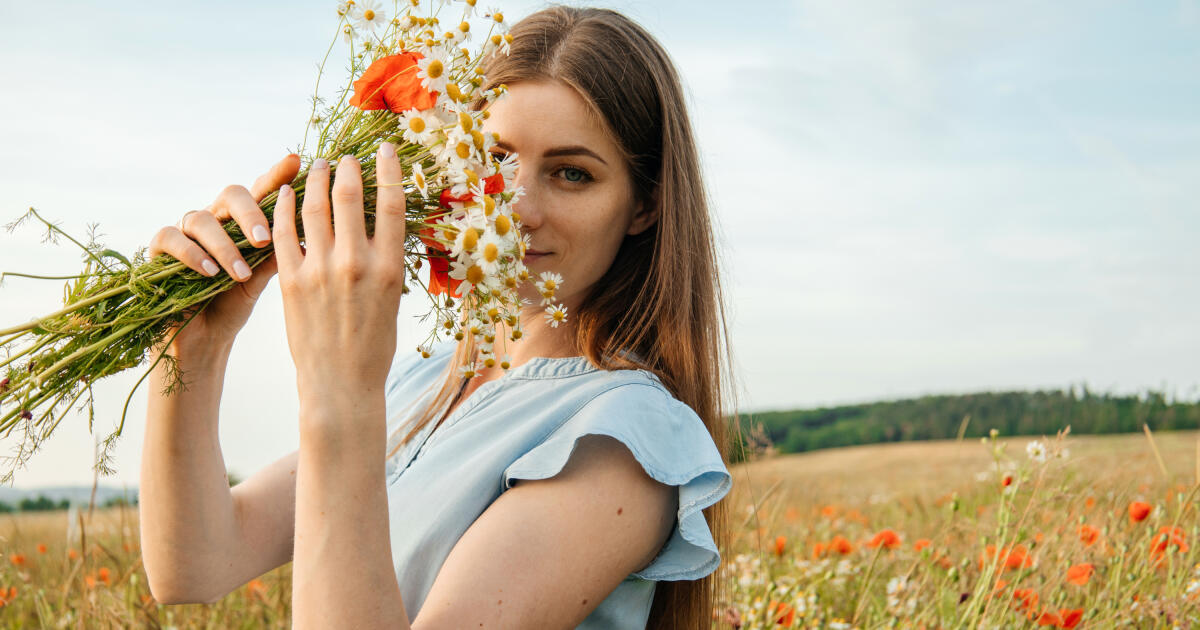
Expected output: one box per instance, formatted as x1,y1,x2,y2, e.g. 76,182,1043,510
556,166,592,184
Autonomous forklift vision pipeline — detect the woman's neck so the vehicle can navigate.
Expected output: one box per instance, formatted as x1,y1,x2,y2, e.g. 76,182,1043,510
471,298,581,381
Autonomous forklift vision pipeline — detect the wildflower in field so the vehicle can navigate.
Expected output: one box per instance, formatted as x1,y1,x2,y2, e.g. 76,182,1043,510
766,599,795,625
97,567,112,586
67,548,79,560
820,504,838,519
867,529,902,550
1084,496,1095,510
8,553,25,567
1036,608,1063,626
828,618,851,629
773,535,787,557
828,534,855,555
980,544,1033,571
1077,524,1100,546
1128,500,1152,523
0,586,17,608
1011,588,1039,619
1065,562,1093,585
35,543,46,554
1149,525,1188,566
913,538,932,552
1059,608,1083,628
246,578,269,601
1025,440,1047,463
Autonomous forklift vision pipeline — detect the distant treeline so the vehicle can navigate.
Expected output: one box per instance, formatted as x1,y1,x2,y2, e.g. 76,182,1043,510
730,388,1199,463
0,495,136,513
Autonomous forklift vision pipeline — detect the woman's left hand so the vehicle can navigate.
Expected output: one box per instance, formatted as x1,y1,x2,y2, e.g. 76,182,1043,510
273,144,407,423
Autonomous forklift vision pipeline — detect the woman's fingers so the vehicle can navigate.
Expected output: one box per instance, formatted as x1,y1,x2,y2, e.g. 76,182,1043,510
301,159,334,254
373,142,407,270
210,184,273,248
331,154,367,252
250,154,302,202
147,226,221,277
272,184,303,272
175,211,255,282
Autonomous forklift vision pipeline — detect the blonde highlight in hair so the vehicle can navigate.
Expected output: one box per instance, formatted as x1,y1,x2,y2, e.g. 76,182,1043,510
385,6,740,628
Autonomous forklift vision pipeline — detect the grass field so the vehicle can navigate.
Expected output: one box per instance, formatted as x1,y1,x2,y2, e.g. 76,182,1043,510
1,428,1196,628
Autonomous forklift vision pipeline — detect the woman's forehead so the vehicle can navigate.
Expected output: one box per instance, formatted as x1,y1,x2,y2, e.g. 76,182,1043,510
481,80,619,159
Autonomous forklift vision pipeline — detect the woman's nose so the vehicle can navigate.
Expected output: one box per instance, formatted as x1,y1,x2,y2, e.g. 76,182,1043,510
509,172,542,230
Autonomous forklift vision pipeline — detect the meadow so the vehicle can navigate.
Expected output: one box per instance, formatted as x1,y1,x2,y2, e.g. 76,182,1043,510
1,428,1196,628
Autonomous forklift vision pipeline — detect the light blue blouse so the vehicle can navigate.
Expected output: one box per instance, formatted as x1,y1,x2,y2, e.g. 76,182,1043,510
381,339,732,628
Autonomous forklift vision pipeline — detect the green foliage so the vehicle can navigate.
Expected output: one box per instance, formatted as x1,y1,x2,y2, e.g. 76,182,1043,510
730,387,1200,463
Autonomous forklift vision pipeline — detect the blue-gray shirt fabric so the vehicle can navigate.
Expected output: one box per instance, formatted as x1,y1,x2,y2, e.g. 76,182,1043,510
382,340,733,628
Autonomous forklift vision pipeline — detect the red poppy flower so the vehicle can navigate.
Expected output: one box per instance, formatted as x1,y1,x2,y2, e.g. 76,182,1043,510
1065,563,1093,586
1060,608,1084,628
438,172,506,208
913,538,932,553
1149,525,1188,565
773,535,787,557
1036,609,1062,627
867,529,902,550
349,52,438,113
828,534,855,555
1077,524,1100,547
1128,501,1151,523
417,226,463,298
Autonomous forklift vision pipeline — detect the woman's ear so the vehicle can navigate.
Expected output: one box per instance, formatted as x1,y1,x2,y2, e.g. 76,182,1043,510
626,191,660,236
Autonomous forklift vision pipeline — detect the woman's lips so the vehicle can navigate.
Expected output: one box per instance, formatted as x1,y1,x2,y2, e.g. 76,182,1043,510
524,250,550,262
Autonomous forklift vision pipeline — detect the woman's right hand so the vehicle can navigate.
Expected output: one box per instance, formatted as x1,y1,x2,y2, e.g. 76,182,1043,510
148,154,302,357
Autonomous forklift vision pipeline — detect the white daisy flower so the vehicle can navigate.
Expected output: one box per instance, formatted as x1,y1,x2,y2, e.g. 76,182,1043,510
538,271,563,293
499,354,512,370
411,162,430,199
436,127,478,170
416,47,451,94
450,226,480,259
449,259,483,295
336,0,359,18
399,108,437,145
458,363,479,379
544,304,568,328
1025,440,1047,463
416,344,434,358
474,230,505,275
353,0,386,34
341,23,359,44
492,150,519,184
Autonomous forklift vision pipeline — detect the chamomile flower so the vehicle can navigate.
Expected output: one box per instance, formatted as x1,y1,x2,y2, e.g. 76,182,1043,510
336,0,359,18
416,344,434,358
411,162,430,199
544,304,568,328
458,363,479,379
416,47,451,94
399,108,437,145
450,226,480,259
1025,440,1047,463
449,259,484,295
353,0,387,34
499,354,512,370
342,23,359,44
474,230,505,274
537,271,563,293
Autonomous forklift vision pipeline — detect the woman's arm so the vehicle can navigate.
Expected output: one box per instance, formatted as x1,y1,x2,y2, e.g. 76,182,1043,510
138,156,301,604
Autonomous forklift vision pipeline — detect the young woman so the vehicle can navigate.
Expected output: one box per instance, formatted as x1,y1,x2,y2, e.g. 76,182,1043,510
139,6,736,629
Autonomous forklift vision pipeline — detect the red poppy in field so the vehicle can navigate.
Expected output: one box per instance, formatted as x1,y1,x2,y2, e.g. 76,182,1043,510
767,599,795,625
97,567,112,586
773,535,787,557
0,586,17,608
1001,474,1013,487
1149,525,1188,566
811,541,826,559
349,52,438,113
913,538,932,553
829,534,855,555
67,548,79,560
820,505,838,519
1012,588,1039,618
438,172,506,208
8,554,25,568
246,578,269,601
1037,609,1063,626
35,543,47,554
867,529,902,550
1128,501,1151,523
980,544,1034,571
1060,608,1084,628
1077,524,1100,547
1084,496,1096,510
1065,563,1093,586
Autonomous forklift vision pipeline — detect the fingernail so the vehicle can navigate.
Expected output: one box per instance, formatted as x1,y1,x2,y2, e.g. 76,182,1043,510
342,153,357,163
201,259,219,276
233,260,252,281
252,225,271,244
312,158,328,170
379,142,395,158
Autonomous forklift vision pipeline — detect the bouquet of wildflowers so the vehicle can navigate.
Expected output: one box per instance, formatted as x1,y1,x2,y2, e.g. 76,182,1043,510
0,0,566,483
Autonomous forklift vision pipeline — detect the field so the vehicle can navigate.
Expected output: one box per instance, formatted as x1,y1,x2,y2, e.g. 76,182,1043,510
1,429,1196,628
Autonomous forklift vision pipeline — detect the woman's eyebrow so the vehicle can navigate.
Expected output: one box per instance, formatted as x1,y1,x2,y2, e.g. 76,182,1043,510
493,141,608,166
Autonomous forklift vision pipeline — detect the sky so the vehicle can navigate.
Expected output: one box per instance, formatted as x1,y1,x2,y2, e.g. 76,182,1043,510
0,0,1197,488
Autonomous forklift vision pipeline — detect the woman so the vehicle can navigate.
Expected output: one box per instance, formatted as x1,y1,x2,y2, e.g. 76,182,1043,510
139,6,736,629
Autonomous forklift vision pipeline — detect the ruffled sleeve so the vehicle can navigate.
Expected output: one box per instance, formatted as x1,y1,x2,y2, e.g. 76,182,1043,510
501,382,732,581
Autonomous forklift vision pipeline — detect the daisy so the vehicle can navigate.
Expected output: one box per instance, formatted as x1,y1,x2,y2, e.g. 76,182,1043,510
411,162,430,199
458,364,478,379
537,271,563,293
474,230,505,275
353,0,387,34
499,354,512,370
450,226,480,259
336,0,359,18
416,47,451,94
449,259,484,295
416,344,434,358
399,108,437,145
544,304,568,328
342,23,359,44
1025,440,1047,463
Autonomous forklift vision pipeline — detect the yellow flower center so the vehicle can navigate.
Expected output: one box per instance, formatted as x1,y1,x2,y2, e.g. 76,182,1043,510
471,129,485,151
493,12,504,22
552,310,565,322
456,141,472,159
459,112,474,132
504,276,517,289
487,307,500,320
543,279,557,291
426,59,444,79
484,333,496,343
491,34,502,46
463,167,479,187
494,214,510,236
459,21,470,33
483,356,495,368
363,9,375,20
484,195,496,216
500,359,510,369
511,330,523,340
483,242,499,263
414,170,425,188
466,264,484,284
445,82,463,102
408,117,426,133
462,227,479,251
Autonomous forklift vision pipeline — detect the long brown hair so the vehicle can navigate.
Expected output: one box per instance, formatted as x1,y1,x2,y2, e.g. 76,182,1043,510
386,6,738,628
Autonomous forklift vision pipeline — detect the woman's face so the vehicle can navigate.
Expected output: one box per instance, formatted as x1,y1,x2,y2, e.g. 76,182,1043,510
481,80,657,313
